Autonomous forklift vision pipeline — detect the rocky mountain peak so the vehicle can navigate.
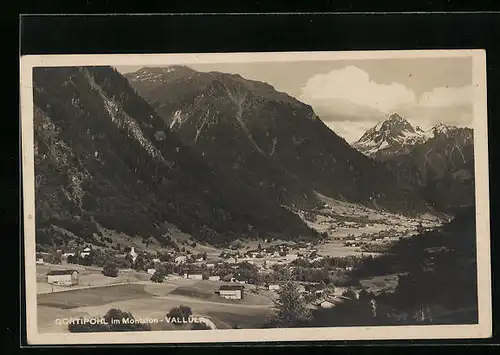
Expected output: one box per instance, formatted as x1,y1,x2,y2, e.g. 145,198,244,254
353,113,426,159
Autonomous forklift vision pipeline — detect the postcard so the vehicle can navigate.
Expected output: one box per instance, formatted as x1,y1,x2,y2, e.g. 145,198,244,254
20,50,491,344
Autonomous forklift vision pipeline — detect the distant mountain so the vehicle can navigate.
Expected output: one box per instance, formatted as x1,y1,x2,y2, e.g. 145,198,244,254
33,66,318,247
384,126,475,215
353,113,434,161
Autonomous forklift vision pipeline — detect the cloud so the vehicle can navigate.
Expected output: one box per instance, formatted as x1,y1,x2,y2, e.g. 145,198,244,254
299,66,416,114
324,120,379,144
299,66,475,142
419,85,474,108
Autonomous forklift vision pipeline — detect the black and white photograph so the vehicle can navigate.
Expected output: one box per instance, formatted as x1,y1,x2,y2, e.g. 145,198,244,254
20,50,491,344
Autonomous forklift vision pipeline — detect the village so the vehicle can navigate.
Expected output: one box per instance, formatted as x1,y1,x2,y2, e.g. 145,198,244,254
35,198,443,332
36,229,408,314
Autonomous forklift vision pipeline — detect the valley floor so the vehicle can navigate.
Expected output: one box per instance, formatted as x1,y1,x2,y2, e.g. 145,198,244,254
35,197,447,333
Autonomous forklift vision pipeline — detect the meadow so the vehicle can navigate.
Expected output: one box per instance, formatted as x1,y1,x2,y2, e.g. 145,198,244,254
37,279,274,333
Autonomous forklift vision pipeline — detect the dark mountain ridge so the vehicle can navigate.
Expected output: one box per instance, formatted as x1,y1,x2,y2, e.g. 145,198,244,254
384,126,474,215
125,66,433,216
33,66,317,247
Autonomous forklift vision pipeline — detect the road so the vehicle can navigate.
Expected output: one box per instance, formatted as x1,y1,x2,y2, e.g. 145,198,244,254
153,294,272,309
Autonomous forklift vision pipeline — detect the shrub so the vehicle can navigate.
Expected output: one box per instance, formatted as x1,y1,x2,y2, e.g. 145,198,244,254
102,260,119,277
150,270,166,283
166,305,192,325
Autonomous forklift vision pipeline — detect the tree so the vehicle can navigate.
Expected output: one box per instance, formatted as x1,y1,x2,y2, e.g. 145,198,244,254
166,305,193,325
134,253,151,271
102,260,119,277
103,308,151,331
271,281,312,327
150,269,166,283
51,251,62,264
68,308,151,332
257,243,262,251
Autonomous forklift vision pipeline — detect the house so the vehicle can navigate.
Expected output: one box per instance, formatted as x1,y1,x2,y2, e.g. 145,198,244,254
47,270,79,286
175,255,187,264
147,268,156,275
206,263,215,268
208,275,220,281
80,247,91,258
187,274,203,280
152,258,161,264
268,284,280,291
129,247,138,262
36,258,44,265
226,257,237,264
319,299,335,308
215,285,245,300
333,287,348,297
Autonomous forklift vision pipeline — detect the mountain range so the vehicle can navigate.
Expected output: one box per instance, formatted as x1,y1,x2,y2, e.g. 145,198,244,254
353,113,456,161
33,66,317,247
352,114,475,215
125,66,431,216
32,65,473,248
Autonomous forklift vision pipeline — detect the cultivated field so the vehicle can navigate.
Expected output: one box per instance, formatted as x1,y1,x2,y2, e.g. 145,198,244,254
36,279,275,333
36,264,152,294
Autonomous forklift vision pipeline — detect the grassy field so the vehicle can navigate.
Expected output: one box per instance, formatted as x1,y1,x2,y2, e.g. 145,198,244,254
37,284,150,309
36,264,152,294
169,280,275,306
359,274,401,295
36,278,275,333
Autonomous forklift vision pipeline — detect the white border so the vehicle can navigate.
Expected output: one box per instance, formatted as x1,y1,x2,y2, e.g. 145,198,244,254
20,50,491,345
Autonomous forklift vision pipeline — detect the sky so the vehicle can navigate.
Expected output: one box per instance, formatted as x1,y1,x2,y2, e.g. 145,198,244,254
116,57,473,143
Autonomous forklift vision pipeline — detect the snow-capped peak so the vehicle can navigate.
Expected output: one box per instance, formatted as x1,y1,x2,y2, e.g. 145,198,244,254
352,113,429,158
432,122,454,135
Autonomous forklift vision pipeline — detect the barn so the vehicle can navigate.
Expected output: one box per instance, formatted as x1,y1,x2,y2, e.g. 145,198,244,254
46,270,79,286
215,285,245,300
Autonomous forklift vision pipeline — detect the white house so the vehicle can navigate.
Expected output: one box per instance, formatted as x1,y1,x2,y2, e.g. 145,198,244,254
268,284,280,291
216,285,245,300
80,247,91,258
152,258,161,264
187,274,203,280
206,263,215,268
129,247,138,262
264,260,277,266
175,255,187,264
47,270,79,286
147,268,156,275
36,258,44,265
208,275,220,281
